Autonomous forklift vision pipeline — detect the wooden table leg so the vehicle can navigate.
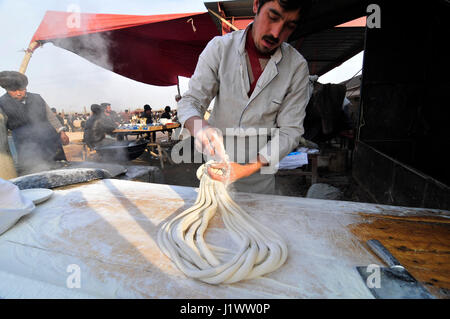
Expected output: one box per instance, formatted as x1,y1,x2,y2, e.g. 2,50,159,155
157,144,164,169
147,143,165,169
311,154,318,184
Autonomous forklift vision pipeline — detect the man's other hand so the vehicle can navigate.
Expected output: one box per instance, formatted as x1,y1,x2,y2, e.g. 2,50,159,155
60,131,70,145
207,160,263,184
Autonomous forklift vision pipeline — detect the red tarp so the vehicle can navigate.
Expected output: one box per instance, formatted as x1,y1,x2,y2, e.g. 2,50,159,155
30,11,221,86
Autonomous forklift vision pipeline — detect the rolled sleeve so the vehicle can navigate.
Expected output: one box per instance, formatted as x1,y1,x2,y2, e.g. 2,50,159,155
45,104,64,133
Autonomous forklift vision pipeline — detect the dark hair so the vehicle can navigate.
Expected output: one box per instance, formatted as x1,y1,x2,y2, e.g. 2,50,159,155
100,103,111,108
257,0,312,16
144,104,151,111
164,106,171,112
91,104,102,114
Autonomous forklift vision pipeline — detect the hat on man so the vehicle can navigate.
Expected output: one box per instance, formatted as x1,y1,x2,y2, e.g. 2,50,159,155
0,71,28,91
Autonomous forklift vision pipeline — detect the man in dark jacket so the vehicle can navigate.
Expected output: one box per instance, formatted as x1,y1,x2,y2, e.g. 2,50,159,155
160,106,173,139
102,102,121,126
160,106,172,120
83,104,118,148
0,71,69,174
140,104,156,141
140,104,153,124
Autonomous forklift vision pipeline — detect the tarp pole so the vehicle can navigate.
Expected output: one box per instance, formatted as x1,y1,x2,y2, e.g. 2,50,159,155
177,76,180,95
207,9,239,32
19,41,40,74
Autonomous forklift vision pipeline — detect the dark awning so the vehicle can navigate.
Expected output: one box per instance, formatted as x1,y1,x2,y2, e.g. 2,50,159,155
205,0,367,76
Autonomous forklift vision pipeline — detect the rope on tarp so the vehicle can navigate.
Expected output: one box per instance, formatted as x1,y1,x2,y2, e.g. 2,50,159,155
187,18,197,32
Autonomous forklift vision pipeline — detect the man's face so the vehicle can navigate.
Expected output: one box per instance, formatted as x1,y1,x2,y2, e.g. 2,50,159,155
7,88,27,101
252,0,301,54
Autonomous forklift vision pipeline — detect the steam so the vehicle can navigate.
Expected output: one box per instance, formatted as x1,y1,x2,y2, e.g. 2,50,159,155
33,9,118,111
14,140,65,176
51,18,114,76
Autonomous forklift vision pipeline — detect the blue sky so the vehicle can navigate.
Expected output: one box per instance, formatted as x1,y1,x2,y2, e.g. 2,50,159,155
0,0,363,113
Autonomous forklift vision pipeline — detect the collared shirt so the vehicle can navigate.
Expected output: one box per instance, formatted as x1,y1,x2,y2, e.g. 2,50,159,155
178,24,310,166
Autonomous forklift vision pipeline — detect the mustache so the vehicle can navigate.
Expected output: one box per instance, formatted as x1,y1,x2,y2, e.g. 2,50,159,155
262,35,280,44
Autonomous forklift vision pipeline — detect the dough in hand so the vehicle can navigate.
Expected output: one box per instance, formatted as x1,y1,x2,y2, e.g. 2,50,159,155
157,162,288,284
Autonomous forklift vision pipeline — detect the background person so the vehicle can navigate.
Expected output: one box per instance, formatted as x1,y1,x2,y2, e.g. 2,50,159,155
160,106,172,120
140,104,156,142
83,104,117,149
0,71,69,174
101,102,121,126
160,105,174,139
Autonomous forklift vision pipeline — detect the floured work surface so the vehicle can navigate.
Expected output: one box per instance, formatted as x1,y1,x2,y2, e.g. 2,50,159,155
0,179,448,298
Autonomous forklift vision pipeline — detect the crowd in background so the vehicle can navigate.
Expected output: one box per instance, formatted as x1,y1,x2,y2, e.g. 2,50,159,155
51,105,178,132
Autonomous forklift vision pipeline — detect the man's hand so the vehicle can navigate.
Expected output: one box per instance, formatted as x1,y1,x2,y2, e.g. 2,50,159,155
207,160,264,184
184,116,226,161
60,131,70,145
194,126,226,161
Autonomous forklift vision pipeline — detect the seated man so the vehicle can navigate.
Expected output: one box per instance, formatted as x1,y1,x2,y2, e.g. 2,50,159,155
140,104,154,124
140,104,156,142
160,106,173,139
160,106,172,120
0,71,69,174
83,104,117,149
102,102,121,126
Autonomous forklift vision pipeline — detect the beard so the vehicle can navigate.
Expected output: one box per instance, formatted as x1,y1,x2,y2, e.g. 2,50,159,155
257,35,280,54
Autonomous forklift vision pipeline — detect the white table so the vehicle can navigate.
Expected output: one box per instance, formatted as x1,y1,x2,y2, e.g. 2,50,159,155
0,179,448,298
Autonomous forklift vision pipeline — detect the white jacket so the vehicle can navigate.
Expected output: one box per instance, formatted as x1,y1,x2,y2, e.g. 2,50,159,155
178,25,310,167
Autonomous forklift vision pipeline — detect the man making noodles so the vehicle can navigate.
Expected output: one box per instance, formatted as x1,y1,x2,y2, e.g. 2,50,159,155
0,71,70,174
178,0,311,194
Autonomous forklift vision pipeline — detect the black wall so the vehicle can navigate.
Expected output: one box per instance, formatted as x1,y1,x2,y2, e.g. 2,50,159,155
354,0,450,209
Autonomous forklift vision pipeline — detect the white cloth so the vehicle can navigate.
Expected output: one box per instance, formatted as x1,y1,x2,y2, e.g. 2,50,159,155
0,178,35,235
178,24,310,168
277,151,308,170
